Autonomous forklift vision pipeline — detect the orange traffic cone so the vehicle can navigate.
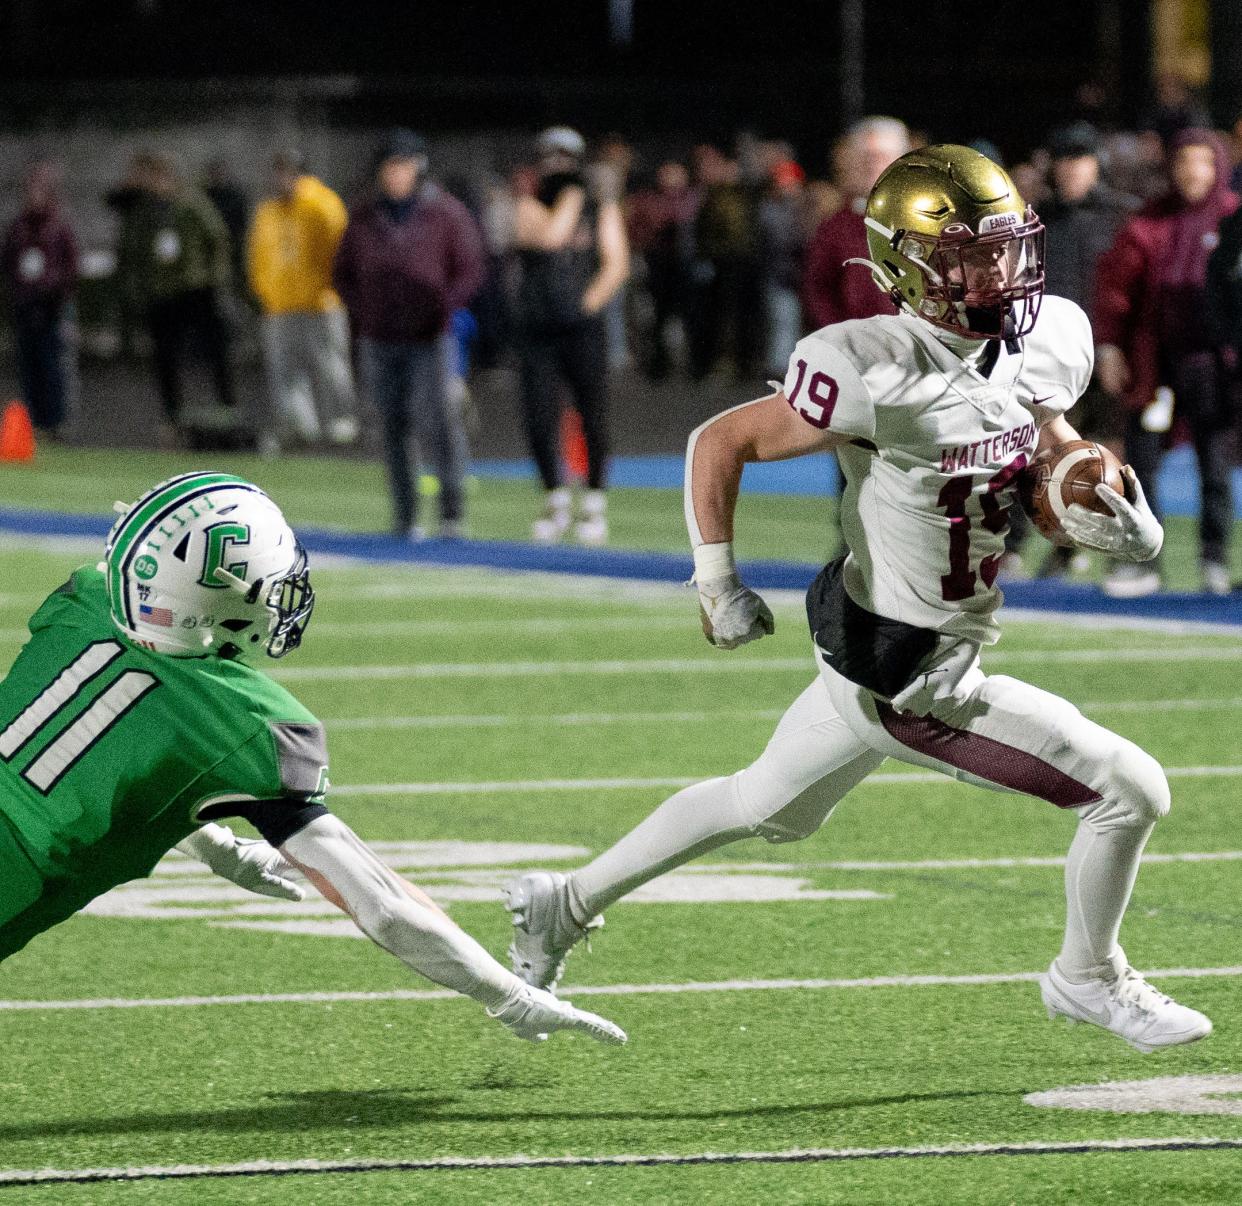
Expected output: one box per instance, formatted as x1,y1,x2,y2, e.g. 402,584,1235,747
0,401,35,462
560,406,589,484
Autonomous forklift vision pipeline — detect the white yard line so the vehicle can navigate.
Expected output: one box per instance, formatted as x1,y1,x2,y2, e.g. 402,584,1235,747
327,765,1242,796
324,708,789,731
330,777,704,796
309,616,689,637
692,851,1242,872
4,1136,1242,1185
271,657,812,682
272,646,1242,683
318,696,1242,732
1001,607,1242,637
2,965,1240,1013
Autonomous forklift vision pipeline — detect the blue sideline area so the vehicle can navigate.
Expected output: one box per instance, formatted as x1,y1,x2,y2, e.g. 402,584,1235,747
475,444,1242,517
5,504,1242,628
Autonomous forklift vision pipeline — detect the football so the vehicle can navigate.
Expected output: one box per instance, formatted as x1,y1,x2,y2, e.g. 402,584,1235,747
1017,440,1130,547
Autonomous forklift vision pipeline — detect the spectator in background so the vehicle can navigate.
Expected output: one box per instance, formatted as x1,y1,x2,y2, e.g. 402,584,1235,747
106,152,156,361
687,144,762,382
126,154,238,440
514,126,629,546
1139,73,1212,146
334,129,485,541
627,159,697,379
248,151,357,456
1208,181,1242,574
1031,122,1139,578
1227,113,1242,193
592,134,636,370
1,161,78,438
801,117,909,558
203,158,250,299
1095,129,1239,597
757,159,806,378
803,116,910,329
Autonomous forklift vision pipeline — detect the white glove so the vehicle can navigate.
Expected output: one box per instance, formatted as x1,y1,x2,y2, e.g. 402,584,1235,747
488,982,627,1045
889,640,978,717
176,823,305,902
693,542,774,650
1060,467,1163,563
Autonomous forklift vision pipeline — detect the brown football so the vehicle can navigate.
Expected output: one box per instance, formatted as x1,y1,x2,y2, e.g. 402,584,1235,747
1017,440,1130,547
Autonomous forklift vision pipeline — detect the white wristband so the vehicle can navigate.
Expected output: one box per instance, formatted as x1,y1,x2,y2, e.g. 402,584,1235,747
693,542,737,583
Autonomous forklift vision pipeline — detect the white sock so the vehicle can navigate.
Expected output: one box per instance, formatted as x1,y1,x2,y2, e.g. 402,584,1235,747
579,489,607,518
567,681,879,923
568,776,755,922
1056,817,1153,982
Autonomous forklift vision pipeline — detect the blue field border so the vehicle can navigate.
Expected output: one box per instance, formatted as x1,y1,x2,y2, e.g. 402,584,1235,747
477,445,1242,517
4,505,1242,627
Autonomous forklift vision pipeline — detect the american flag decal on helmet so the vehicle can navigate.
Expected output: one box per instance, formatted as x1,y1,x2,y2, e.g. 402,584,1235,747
139,603,174,627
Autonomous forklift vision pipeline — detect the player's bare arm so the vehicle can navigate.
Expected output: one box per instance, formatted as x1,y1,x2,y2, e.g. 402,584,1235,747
1036,413,1081,452
688,389,848,544
687,390,848,650
581,201,630,315
514,185,585,251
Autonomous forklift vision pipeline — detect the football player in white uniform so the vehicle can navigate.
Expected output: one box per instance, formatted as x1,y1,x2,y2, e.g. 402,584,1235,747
506,145,1209,1054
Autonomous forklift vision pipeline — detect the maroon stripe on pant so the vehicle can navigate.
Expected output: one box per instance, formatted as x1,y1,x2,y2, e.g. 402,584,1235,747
876,702,1102,808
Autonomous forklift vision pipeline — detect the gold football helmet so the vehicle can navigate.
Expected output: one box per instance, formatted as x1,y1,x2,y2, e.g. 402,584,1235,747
852,144,1045,340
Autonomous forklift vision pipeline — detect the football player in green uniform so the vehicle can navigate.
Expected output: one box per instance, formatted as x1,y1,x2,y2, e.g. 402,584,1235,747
0,470,623,1045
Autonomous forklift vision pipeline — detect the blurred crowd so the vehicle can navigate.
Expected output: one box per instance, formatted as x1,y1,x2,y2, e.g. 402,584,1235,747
6,74,1242,588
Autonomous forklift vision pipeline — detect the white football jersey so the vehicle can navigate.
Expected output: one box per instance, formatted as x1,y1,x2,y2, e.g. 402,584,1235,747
783,295,1093,644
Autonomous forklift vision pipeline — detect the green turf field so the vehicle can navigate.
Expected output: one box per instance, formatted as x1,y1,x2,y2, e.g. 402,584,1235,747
1,535,1242,1203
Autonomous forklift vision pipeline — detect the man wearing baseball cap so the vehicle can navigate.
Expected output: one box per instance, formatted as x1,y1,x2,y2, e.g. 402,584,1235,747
334,129,485,540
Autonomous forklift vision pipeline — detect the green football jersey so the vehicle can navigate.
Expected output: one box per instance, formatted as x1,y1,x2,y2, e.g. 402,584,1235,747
0,567,329,889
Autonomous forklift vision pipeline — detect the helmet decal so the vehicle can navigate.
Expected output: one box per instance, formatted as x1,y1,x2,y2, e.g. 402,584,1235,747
198,522,252,588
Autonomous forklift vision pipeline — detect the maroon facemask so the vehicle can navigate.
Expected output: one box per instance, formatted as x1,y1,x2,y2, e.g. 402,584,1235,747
921,208,1046,340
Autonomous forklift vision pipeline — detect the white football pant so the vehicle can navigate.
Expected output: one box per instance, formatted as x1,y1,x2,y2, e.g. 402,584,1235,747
569,643,1169,983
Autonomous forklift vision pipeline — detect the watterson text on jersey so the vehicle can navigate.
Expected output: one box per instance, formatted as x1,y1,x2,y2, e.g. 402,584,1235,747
939,421,1037,474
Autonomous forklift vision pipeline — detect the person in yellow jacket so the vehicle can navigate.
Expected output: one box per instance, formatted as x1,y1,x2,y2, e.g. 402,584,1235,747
248,152,358,454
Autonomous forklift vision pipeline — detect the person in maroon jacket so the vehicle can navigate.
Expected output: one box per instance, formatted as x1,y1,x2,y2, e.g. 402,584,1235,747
334,129,485,540
1,161,78,437
1094,128,1239,597
799,118,910,553
802,117,910,329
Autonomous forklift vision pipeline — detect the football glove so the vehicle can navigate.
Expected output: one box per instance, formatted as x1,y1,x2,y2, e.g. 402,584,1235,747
1060,467,1163,563
176,823,305,902
693,542,774,650
889,639,978,717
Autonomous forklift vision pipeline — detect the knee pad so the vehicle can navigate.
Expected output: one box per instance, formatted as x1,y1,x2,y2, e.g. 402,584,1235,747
1080,742,1170,831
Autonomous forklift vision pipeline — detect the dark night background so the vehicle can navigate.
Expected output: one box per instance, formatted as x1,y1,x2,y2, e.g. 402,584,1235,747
0,1,1209,160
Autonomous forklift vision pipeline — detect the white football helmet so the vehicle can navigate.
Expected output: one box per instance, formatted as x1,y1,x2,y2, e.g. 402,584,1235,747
101,471,314,659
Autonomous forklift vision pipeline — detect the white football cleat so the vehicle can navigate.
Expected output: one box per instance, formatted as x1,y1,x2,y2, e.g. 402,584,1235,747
531,488,572,544
505,870,601,991
488,982,626,1045
1041,960,1212,1053
573,490,608,546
